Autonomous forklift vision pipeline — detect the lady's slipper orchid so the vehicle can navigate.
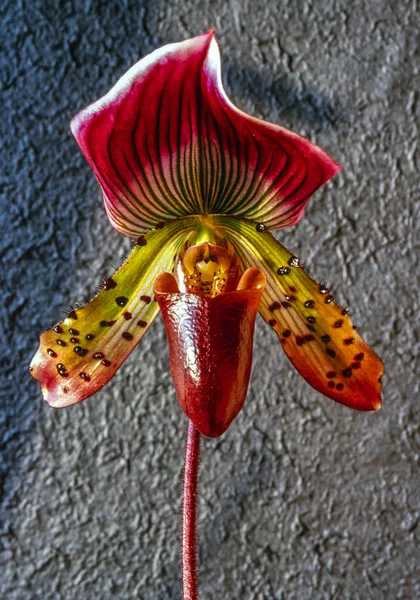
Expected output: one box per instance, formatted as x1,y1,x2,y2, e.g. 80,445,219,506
30,30,384,438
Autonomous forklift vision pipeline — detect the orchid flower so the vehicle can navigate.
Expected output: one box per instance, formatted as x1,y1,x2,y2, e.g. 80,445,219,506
30,30,383,431
30,30,384,597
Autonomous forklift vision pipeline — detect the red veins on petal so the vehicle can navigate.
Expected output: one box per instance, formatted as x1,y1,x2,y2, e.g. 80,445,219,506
71,31,340,237
154,269,265,437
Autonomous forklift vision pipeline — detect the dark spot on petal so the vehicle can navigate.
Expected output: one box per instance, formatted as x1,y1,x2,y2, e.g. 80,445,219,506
86,334,95,340
307,316,316,324
288,295,297,302
140,295,151,304
29,366,33,372
101,359,111,367
47,348,57,357
341,308,349,316
100,320,116,327
350,361,361,370
334,319,344,328
123,312,132,320
322,334,331,343
378,376,382,383
122,332,133,341
69,328,79,335
296,336,305,346
268,319,277,327
80,372,91,382
304,334,314,342
344,337,355,345
289,286,297,293
327,348,336,358
355,352,364,361
155,222,164,229
342,367,352,378
63,387,69,393
93,352,105,359
327,371,336,378
328,381,335,388
57,363,68,377
307,324,315,331
56,339,67,347
281,301,291,309
269,302,281,312
336,383,344,391
136,235,147,246
137,320,147,328
74,346,88,357
116,296,128,307
325,295,334,304
256,223,266,232
70,337,79,344
283,329,291,338
53,325,63,334
319,285,329,294
68,310,77,320
104,278,117,290
288,256,300,267
277,266,290,275
304,300,315,308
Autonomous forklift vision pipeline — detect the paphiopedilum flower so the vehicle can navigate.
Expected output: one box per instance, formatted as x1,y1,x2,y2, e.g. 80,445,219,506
30,31,384,438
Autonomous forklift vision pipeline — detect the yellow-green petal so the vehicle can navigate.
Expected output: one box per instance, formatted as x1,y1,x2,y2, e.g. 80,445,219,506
30,218,197,407
216,216,384,411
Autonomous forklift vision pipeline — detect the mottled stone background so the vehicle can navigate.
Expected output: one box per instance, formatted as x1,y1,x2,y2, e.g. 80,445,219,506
1,1,418,598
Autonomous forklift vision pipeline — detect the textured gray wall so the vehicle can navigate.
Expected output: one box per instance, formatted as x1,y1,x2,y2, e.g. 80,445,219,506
1,1,419,598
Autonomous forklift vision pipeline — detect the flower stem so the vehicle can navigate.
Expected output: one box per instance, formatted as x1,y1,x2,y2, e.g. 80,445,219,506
182,420,201,600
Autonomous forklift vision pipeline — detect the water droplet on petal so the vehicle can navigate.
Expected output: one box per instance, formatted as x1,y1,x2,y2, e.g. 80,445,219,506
288,256,300,268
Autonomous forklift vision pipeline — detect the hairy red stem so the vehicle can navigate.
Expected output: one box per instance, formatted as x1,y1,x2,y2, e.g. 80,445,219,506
182,420,201,600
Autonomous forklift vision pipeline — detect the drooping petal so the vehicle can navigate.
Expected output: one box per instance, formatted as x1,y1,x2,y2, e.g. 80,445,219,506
154,269,265,437
216,216,384,411
71,31,340,237
30,218,196,407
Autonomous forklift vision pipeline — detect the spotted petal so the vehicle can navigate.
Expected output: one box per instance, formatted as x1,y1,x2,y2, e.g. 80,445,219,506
71,31,340,237
30,218,196,407
216,216,384,411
